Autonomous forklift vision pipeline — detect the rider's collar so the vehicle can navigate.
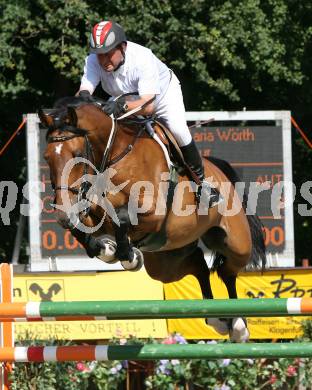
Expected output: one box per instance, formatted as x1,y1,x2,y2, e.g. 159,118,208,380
113,59,125,73
113,48,127,74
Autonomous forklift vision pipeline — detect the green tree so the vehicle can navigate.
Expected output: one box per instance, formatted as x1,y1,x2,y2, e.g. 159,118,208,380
0,0,311,263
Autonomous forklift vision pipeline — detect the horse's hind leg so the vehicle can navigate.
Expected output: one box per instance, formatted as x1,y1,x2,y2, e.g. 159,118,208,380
143,244,214,299
216,221,252,301
183,246,213,300
144,242,249,340
202,224,252,342
200,227,241,298
216,262,250,342
183,245,234,336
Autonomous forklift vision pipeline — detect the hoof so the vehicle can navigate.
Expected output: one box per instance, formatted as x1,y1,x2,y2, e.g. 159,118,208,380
206,318,230,335
206,317,249,342
121,247,144,271
229,317,249,343
96,235,118,264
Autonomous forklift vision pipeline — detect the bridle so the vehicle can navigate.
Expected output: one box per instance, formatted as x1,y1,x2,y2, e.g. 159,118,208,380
47,124,95,217
46,116,145,218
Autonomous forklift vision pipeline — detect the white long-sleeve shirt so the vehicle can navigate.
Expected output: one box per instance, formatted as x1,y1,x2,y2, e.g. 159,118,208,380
80,41,192,146
80,41,171,105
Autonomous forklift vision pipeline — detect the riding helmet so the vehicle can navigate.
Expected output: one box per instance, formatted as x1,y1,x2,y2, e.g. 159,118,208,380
89,21,127,54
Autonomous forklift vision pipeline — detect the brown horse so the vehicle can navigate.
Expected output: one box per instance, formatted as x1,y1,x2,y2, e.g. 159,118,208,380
39,96,266,342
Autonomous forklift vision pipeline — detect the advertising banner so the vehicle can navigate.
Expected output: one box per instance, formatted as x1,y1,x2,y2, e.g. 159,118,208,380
13,270,167,340
12,268,311,340
165,268,312,339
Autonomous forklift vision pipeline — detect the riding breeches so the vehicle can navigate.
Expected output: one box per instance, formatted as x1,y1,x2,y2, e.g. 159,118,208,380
155,72,192,147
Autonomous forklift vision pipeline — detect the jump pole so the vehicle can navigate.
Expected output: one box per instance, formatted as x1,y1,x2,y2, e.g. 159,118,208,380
0,298,312,320
0,343,312,362
1,262,312,373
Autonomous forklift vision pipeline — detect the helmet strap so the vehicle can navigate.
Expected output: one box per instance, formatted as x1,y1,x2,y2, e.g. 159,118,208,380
113,46,126,72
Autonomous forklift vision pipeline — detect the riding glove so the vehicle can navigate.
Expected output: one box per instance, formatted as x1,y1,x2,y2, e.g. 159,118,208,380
102,97,128,117
78,90,97,103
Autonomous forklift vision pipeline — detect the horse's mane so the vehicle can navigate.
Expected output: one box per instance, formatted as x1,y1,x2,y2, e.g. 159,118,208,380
52,95,106,121
54,95,90,108
42,96,91,138
52,96,86,117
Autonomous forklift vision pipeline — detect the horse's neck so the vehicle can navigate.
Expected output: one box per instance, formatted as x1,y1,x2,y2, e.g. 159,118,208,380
111,124,169,182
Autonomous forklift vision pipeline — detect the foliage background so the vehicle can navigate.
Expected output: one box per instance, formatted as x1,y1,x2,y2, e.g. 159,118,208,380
1,0,311,264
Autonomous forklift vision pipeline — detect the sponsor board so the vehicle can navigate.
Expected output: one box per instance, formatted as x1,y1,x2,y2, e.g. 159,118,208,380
165,268,312,339
12,268,312,340
13,270,167,340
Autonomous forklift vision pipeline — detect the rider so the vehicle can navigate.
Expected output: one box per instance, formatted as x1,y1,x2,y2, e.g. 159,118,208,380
78,20,219,206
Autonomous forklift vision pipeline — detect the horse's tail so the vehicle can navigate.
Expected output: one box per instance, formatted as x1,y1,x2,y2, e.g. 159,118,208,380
205,156,266,270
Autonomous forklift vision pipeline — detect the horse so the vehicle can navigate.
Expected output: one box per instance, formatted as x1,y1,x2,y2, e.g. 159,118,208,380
39,95,266,342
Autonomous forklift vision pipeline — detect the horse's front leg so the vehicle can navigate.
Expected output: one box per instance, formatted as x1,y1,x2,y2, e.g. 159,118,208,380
68,226,102,258
69,207,143,270
64,212,117,263
112,206,144,271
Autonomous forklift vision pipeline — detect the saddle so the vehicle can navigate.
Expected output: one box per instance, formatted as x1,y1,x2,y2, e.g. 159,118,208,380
120,116,200,184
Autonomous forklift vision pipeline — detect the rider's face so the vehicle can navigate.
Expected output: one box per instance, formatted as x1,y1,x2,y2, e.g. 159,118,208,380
97,46,124,72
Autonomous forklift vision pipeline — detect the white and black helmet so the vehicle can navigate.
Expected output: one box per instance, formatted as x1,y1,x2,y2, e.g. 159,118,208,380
89,21,127,54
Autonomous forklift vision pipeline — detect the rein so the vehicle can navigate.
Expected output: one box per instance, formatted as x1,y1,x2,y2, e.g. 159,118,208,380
99,93,156,170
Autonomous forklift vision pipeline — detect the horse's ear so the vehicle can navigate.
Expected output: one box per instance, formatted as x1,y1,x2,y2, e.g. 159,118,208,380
38,108,54,128
67,106,78,127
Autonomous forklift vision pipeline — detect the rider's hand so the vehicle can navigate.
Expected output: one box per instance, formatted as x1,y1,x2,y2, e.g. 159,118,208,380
102,97,128,117
78,90,96,102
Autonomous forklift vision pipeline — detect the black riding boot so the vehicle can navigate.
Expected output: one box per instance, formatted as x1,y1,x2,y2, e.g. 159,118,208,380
180,140,221,207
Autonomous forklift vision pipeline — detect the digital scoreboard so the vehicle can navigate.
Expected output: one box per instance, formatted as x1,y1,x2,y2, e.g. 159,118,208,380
27,111,294,271
190,125,285,254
